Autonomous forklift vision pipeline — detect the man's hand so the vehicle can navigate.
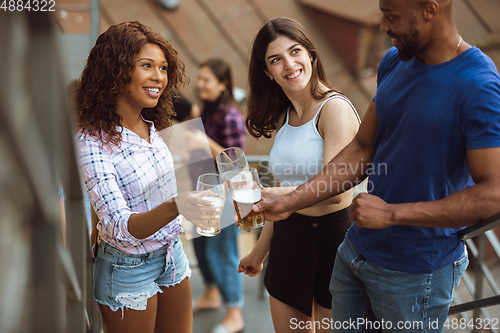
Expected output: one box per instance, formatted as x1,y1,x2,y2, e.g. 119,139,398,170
350,193,395,229
252,190,293,222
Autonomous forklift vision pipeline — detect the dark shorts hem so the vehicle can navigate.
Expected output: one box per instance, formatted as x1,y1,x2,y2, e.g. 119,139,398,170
264,208,352,317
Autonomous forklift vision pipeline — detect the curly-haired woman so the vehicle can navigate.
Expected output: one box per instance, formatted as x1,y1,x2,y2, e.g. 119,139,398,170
76,21,218,333
238,17,360,333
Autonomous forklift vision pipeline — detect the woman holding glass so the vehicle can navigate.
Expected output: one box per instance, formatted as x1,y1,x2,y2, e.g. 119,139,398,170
238,17,360,333
185,58,246,333
76,21,217,333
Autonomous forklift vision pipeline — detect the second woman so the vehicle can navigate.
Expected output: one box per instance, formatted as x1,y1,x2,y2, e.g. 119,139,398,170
238,17,360,333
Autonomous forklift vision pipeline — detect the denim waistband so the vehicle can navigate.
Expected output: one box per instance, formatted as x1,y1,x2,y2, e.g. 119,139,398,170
99,237,180,259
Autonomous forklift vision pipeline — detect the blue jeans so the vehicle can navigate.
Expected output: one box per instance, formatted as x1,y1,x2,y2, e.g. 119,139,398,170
193,193,244,308
329,236,468,333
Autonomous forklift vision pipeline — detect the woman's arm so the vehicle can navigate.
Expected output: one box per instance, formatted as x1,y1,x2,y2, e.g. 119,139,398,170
127,199,180,238
316,96,360,205
79,138,218,243
125,194,221,239
90,205,98,247
238,220,274,276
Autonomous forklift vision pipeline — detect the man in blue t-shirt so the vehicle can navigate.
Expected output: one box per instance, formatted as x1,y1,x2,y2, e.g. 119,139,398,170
252,0,500,332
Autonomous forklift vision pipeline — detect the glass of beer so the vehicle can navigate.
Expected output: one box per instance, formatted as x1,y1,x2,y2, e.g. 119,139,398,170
228,167,265,231
196,173,226,237
216,147,249,180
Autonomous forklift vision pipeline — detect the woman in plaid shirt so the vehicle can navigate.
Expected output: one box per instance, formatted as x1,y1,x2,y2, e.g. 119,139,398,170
76,21,218,333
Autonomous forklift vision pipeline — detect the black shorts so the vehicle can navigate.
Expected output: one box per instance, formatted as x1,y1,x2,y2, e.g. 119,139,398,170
264,207,352,317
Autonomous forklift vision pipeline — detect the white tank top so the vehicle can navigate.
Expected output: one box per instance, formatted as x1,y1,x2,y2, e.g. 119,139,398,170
269,94,360,187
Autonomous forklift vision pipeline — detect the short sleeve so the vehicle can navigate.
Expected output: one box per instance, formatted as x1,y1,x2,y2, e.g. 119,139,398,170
373,47,400,103
461,79,500,150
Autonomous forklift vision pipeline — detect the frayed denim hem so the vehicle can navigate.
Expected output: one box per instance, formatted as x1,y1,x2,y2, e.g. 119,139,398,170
157,266,192,289
93,284,163,319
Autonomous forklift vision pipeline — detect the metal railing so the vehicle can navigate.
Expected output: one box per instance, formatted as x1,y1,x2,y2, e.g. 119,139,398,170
449,215,500,333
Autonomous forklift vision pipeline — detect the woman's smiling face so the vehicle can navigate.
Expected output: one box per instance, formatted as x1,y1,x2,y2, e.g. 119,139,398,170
197,65,227,102
119,43,168,111
264,35,313,93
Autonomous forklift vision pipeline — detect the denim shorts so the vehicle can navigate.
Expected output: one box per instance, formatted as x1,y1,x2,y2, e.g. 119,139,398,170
93,237,191,312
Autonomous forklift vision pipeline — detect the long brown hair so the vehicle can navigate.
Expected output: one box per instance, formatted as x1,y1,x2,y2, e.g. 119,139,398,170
199,58,237,124
76,21,187,147
246,17,340,138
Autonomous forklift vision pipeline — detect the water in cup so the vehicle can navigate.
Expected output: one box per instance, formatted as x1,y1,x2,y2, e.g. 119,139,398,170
196,173,225,237
196,196,225,237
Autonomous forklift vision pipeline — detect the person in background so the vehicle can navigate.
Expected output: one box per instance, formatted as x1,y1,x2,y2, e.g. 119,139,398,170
171,91,201,122
185,58,246,333
158,0,179,11
76,21,218,333
238,17,360,333
252,1,500,332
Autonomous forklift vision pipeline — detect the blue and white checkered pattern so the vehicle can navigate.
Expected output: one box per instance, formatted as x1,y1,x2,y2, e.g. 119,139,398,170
77,119,183,254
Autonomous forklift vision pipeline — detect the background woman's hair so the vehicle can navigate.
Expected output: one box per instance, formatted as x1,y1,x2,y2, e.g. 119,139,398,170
245,17,341,138
76,21,187,147
199,58,237,124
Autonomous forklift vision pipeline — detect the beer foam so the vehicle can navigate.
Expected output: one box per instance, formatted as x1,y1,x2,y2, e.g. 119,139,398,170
222,169,251,182
201,196,225,208
232,189,261,203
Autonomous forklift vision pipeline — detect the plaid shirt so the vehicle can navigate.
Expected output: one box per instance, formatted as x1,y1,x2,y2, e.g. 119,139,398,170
188,103,246,184
202,103,246,149
77,119,183,254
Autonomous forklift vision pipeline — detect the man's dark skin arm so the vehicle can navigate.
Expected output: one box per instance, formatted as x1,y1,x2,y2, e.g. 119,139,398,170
256,100,500,229
352,147,500,229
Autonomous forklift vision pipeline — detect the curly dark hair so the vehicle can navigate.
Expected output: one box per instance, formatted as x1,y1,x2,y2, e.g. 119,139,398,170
76,21,187,147
246,17,341,139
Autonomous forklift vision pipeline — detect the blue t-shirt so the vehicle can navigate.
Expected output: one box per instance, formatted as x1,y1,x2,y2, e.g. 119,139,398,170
348,46,500,273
